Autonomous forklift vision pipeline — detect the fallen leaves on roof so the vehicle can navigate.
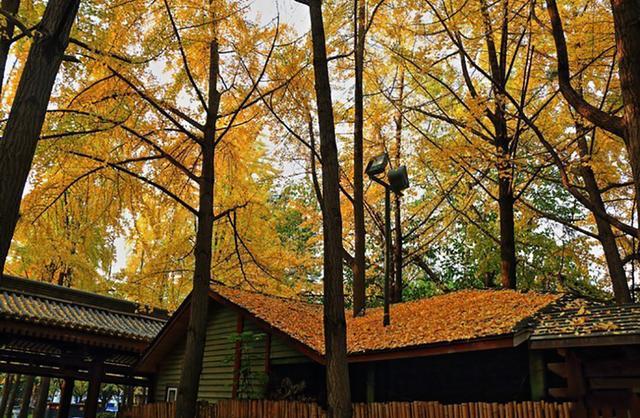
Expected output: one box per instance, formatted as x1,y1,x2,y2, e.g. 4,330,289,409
213,286,560,355
213,285,325,352
346,290,559,353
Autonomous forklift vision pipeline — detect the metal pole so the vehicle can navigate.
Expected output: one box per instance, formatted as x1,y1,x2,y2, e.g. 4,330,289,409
394,191,403,303
384,186,391,326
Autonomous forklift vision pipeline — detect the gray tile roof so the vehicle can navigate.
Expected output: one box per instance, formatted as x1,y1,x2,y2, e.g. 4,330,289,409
0,276,166,341
531,296,640,340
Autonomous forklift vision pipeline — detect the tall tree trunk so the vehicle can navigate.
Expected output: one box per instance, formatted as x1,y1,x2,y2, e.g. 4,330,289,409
0,0,20,100
495,97,517,289
498,161,517,289
480,0,517,289
352,0,366,317
392,69,404,303
0,375,14,418
4,374,20,418
32,377,50,418
582,164,632,304
575,124,632,303
0,0,80,275
547,0,640,247
175,38,220,418
17,376,33,418
610,0,640,234
307,1,352,417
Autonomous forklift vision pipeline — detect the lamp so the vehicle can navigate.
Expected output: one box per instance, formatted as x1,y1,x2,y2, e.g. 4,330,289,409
388,165,409,194
365,154,410,327
365,153,389,177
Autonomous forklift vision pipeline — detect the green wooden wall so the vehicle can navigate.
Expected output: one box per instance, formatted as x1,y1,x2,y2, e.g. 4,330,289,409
153,301,310,402
270,334,310,365
239,320,268,398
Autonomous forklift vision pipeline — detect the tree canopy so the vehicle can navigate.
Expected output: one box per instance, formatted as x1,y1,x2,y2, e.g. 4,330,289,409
1,0,638,309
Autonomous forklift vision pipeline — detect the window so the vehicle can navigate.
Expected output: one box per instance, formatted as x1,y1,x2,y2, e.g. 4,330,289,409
165,386,178,402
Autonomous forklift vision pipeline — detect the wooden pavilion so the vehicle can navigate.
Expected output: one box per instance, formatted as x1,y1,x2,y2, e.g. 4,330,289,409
0,275,167,417
530,299,640,415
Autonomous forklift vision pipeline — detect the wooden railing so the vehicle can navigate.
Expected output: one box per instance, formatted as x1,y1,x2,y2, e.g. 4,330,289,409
119,399,575,418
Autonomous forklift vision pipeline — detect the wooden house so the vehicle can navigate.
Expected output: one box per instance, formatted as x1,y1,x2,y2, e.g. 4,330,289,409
136,284,640,413
2,275,638,416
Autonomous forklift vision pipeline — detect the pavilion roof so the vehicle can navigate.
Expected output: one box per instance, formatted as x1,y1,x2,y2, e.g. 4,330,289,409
0,275,166,343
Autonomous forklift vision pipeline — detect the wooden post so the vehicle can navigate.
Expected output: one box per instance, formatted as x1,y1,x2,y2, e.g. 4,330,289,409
123,385,134,409
33,376,51,418
84,361,104,418
264,333,272,375
0,374,15,417
18,375,35,418
57,377,74,418
147,376,156,403
566,350,587,418
529,351,546,401
365,365,375,403
231,313,244,399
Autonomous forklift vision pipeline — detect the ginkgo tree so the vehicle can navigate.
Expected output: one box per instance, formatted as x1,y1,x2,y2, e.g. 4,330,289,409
5,0,307,415
546,0,640,237
0,0,81,277
2,0,640,415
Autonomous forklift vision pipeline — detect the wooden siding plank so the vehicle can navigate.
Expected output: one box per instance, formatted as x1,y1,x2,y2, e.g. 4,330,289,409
153,301,308,403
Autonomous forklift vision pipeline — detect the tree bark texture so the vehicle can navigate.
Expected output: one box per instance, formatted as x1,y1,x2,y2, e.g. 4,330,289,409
0,0,20,100
498,162,517,289
610,0,640,235
495,86,517,289
308,1,353,417
0,0,80,276
479,0,517,289
575,123,632,303
352,0,366,317
175,38,220,418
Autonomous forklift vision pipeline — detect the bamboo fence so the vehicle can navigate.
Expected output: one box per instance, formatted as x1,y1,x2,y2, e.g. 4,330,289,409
119,399,576,418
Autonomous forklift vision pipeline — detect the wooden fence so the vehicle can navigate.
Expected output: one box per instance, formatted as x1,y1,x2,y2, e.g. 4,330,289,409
119,399,575,418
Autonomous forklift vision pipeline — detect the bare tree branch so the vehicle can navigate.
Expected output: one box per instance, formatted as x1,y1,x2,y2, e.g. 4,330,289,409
69,150,198,215
108,65,203,144
545,0,625,137
162,0,208,112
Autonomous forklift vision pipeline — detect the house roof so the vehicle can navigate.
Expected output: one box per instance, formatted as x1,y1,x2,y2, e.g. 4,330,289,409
140,283,640,371
212,285,560,355
0,275,167,343
530,297,640,347
141,286,561,370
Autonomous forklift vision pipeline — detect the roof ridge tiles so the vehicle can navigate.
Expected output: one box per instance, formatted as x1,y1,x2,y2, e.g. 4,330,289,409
1,287,167,323
1,275,168,321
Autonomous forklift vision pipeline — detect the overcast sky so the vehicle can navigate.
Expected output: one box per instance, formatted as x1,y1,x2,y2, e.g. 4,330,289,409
248,0,310,33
